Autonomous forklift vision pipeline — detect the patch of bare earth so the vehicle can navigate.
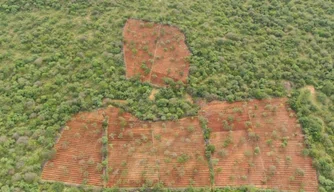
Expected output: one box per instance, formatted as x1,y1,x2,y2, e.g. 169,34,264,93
42,106,210,188
41,110,105,186
200,98,318,192
106,108,210,187
305,85,315,95
123,19,190,87
149,89,159,100
185,93,194,104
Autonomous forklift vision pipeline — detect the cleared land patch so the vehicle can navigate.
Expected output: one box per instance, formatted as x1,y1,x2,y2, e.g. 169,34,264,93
149,89,159,100
42,98,318,190
106,108,210,187
123,19,190,86
42,107,210,188
200,98,318,192
41,110,104,186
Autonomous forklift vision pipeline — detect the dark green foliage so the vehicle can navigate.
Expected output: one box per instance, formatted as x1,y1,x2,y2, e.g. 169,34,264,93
206,144,216,154
289,90,334,191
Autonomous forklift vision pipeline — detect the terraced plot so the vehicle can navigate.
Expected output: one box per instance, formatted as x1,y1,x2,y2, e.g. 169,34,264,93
200,98,318,192
41,110,104,186
123,19,190,86
42,107,210,188
106,108,210,187
42,98,318,191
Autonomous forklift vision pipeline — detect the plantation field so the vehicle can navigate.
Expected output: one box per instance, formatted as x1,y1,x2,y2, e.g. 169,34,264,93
123,19,190,86
42,98,317,191
107,108,210,187
201,98,318,191
41,111,104,186
42,107,210,188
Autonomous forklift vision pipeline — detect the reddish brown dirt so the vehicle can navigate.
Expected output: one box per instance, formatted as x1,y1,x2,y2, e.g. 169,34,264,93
200,98,318,192
151,118,210,187
41,110,104,186
106,108,210,187
105,107,159,187
123,19,190,86
42,98,318,190
123,19,159,82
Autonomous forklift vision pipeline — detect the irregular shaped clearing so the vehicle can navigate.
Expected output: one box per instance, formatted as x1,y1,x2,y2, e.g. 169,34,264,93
200,98,318,192
123,19,190,86
42,99,318,191
42,107,210,188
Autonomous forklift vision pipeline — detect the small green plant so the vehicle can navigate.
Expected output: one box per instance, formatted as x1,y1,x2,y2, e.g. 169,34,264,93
271,130,278,140
301,148,309,157
232,107,243,114
285,156,292,165
268,165,277,176
254,146,261,155
241,175,248,181
96,163,103,172
244,150,252,158
248,131,259,142
217,149,228,158
140,62,150,75
222,120,233,131
186,125,195,133
154,134,161,141
266,139,273,146
295,168,305,176
227,115,234,122
177,153,190,163
216,167,223,173
265,104,272,110
223,136,233,147
262,112,268,117
244,121,252,128
121,160,127,167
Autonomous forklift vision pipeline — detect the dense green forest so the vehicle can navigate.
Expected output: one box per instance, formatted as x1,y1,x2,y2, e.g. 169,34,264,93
0,0,333,191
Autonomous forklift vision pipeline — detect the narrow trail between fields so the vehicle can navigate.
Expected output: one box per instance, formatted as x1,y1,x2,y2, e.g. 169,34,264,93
148,24,162,82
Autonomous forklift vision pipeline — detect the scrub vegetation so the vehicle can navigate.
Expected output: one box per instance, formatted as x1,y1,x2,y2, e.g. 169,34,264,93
0,0,333,191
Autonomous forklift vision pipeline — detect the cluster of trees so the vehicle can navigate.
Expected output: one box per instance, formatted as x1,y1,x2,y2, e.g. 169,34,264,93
289,89,334,192
37,182,276,192
0,0,333,191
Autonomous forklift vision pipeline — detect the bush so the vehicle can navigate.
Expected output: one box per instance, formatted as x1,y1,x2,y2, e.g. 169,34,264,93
23,172,37,183
206,144,216,154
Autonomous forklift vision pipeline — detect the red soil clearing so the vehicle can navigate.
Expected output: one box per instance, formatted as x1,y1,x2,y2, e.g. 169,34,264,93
41,110,105,186
42,106,210,188
200,98,318,192
42,99,318,190
123,19,190,87
106,108,210,187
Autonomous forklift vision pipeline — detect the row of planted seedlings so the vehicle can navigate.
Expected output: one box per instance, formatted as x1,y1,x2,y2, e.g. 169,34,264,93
199,116,215,189
101,112,109,187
